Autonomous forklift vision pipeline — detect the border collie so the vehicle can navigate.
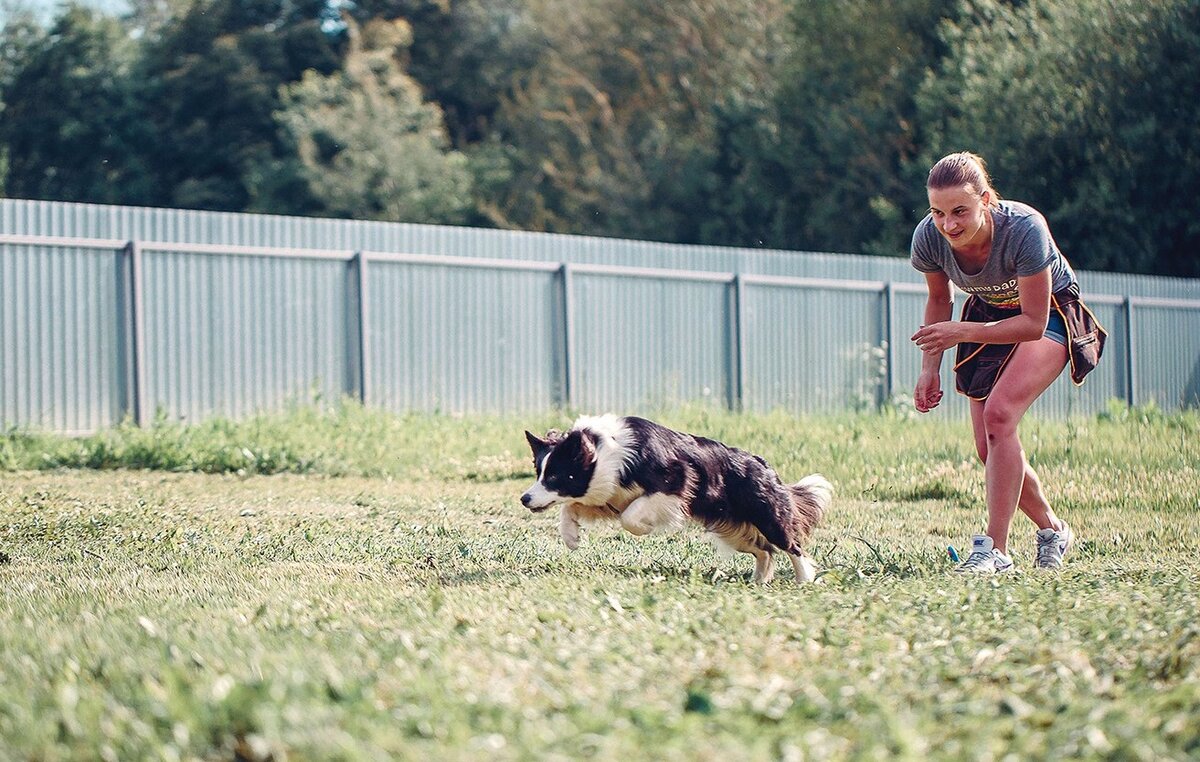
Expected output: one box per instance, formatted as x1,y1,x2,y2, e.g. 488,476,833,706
520,415,832,583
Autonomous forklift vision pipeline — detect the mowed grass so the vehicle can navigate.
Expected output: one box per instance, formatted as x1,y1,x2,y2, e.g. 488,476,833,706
2,404,1198,760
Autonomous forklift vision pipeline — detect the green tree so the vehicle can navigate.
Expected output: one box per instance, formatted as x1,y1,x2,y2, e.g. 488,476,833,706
917,0,1200,276
0,3,42,193
482,0,789,242
766,0,954,256
120,0,196,41
346,0,543,148
134,0,340,212
275,17,472,222
0,4,155,203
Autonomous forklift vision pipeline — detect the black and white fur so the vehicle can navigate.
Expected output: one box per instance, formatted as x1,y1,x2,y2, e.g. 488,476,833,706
520,414,832,584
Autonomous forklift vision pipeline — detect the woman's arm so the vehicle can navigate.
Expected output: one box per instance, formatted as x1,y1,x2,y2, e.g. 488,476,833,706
912,268,1051,355
917,271,953,373
912,271,952,412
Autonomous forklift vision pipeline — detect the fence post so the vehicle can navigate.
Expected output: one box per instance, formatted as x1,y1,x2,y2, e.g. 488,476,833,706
121,240,149,427
729,274,746,412
1123,296,1136,407
882,282,896,408
346,251,369,404
559,263,575,410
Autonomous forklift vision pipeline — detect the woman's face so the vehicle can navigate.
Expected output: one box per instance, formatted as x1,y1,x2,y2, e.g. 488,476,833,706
927,184,991,252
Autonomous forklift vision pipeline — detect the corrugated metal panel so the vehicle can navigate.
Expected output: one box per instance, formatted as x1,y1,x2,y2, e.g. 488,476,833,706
742,284,884,414
571,273,730,411
0,242,124,433
3,198,1199,431
1134,303,1200,409
367,261,561,413
140,250,349,422
0,200,1100,286
5,197,1198,297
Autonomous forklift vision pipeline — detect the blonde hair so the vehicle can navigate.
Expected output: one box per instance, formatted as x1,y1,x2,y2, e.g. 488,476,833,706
927,152,1001,205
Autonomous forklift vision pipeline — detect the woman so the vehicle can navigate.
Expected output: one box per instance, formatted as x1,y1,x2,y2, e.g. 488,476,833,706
909,152,1106,573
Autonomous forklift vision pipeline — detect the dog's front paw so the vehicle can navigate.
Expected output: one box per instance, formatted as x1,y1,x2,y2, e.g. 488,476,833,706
560,524,580,550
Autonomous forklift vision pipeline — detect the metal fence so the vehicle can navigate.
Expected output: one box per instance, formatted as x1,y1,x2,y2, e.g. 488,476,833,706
2,200,1198,433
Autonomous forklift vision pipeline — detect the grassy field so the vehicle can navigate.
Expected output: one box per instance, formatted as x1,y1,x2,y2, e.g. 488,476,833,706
2,404,1198,760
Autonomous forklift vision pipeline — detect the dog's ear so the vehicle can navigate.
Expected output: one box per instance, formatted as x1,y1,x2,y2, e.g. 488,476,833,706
578,430,597,465
525,430,550,456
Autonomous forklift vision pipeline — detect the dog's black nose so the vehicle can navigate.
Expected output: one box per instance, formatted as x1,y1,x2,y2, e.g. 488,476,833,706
520,492,532,507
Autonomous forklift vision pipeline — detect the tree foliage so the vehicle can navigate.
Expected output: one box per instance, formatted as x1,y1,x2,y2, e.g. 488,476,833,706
132,0,341,211
345,0,543,147
0,0,1196,276
770,0,954,257
0,5,154,203
481,0,789,242
276,17,472,223
916,0,1200,276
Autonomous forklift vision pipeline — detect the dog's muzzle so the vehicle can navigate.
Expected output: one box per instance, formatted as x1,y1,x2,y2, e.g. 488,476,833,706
520,488,553,512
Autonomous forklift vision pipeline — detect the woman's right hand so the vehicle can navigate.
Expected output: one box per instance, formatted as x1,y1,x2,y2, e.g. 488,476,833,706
914,370,944,413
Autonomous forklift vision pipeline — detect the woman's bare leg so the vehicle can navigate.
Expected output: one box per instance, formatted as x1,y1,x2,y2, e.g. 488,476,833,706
969,338,1067,553
969,405,1067,536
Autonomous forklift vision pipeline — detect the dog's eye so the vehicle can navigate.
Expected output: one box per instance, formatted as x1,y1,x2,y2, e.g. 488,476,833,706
567,475,575,481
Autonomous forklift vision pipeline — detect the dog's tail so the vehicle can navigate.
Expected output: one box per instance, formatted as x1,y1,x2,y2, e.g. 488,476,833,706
789,474,833,538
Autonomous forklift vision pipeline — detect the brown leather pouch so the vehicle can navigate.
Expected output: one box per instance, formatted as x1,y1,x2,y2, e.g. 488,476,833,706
1052,285,1108,385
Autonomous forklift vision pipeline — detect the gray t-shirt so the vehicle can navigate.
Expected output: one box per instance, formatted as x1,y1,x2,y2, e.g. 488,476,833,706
910,200,1076,309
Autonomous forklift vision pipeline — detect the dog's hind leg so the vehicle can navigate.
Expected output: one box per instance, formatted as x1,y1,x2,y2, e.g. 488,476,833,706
788,553,817,583
745,517,813,583
710,523,776,584
752,550,776,584
741,487,821,584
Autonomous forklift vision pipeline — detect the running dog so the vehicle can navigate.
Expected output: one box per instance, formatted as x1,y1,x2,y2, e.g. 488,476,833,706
520,415,831,583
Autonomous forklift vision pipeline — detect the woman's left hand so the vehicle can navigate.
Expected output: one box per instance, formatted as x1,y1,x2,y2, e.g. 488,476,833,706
911,321,967,355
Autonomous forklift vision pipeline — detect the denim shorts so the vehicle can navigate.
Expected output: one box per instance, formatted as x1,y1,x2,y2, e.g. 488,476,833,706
1044,310,1067,346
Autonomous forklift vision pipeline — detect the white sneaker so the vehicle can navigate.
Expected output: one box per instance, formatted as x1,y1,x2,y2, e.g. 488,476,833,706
1035,524,1075,569
954,535,1015,574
